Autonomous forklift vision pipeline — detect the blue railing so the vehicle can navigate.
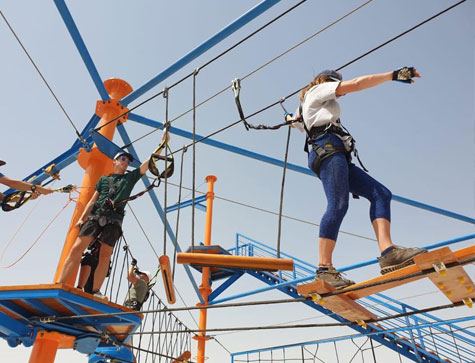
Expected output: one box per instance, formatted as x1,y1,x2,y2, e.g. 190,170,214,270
230,233,475,363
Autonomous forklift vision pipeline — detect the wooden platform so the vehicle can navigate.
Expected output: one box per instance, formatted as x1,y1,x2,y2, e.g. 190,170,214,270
297,280,376,322
343,245,475,300
0,284,142,349
414,247,475,304
297,246,474,323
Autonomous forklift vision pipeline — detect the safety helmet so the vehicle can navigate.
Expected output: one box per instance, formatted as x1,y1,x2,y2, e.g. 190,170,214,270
113,151,134,163
137,270,152,281
317,69,342,82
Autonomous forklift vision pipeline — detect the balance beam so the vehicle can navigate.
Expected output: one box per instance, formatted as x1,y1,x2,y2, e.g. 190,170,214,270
177,253,294,272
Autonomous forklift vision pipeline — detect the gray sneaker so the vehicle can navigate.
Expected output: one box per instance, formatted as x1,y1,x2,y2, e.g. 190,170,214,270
378,245,428,275
314,266,355,290
93,291,107,299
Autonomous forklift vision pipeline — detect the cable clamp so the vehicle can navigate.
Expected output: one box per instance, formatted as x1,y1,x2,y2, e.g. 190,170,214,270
163,86,169,99
193,67,200,76
39,316,56,323
310,293,323,305
432,261,447,276
357,320,367,329
232,78,241,97
462,297,473,308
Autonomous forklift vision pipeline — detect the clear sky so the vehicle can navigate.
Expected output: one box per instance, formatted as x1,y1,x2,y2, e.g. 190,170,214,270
0,0,473,362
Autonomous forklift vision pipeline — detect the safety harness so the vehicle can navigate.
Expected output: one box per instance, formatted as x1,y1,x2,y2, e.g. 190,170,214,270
1,184,75,212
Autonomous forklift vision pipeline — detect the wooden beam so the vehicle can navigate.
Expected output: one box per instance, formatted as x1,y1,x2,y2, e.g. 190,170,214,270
414,247,475,304
344,246,475,300
177,252,294,272
297,280,376,322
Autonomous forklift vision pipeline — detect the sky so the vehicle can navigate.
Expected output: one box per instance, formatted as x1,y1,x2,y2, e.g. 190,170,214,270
0,0,474,362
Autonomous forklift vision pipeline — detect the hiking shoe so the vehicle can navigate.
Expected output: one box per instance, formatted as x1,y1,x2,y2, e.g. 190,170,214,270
314,266,355,290
93,291,107,299
378,245,428,275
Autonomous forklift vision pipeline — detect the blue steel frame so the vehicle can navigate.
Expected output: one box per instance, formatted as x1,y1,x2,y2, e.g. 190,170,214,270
2,0,474,361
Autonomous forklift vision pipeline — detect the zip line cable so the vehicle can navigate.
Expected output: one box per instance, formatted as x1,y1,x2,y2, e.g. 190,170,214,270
173,146,188,278
113,303,468,335
41,256,475,323
191,70,198,252
163,179,377,242
120,0,373,148
0,10,86,145
125,0,465,152
94,0,309,134
163,88,169,256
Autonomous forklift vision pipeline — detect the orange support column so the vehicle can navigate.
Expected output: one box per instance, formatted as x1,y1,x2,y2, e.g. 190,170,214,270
28,331,62,363
193,175,217,363
53,78,132,286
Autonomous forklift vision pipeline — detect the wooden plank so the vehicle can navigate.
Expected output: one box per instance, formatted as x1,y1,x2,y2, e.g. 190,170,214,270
177,252,294,271
414,247,475,303
297,280,376,322
344,245,475,300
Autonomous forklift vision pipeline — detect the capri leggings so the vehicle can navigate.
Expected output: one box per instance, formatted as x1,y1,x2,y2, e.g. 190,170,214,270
308,133,392,241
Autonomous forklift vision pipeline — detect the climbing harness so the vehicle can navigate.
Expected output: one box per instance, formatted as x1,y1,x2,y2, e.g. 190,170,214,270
1,184,76,212
231,79,301,131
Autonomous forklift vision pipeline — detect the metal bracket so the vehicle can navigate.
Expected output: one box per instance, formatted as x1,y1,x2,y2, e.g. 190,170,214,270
432,261,447,276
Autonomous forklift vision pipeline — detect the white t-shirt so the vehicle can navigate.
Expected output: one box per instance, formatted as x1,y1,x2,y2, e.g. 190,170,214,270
294,81,353,152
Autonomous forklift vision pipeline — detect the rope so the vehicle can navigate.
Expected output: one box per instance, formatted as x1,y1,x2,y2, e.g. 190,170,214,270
191,69,198,252
276,101,291,258
93,0,308,134
0,10,86,145
173,146,188,278
122,0,374,147
127,204,160,259
132,0,464,154
113,303,468,335
1,198,72,269
41,255,475,323
163,179,377,242
163,87,169,256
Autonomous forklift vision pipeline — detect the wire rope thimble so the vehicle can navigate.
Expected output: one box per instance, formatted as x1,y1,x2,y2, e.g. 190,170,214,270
231,78,241,97
356,320,367,329
310,293,323,305
432,261,447,276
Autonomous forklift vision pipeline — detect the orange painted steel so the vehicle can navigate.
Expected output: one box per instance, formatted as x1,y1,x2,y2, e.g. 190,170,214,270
177,253,294,271
194,175,217,363
53,78,132,286
159,255,176,304
29,331,62,363
38,79,132,363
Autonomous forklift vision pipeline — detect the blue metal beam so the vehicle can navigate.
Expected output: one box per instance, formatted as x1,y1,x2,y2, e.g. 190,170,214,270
53,0,109,101
165,195,207,213
210,233,475,304
209,272,243,302
128,113,475,225
0,311,31,338
121,0,283,106
116,124,204,304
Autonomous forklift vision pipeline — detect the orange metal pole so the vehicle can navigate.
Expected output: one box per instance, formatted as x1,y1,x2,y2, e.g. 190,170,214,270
53,78,132,285
193,175,217,363
28,331,62,363
29,79,132,363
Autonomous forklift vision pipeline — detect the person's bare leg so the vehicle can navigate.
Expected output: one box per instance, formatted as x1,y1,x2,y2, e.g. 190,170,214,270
318,238,336,266
372,218,393,253
57,236,94,284
92,244,113,292
77,265,91,289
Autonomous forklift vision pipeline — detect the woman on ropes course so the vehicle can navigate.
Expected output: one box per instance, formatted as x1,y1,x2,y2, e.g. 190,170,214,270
56,131,171,298
0,160,53,202
286,67,427,289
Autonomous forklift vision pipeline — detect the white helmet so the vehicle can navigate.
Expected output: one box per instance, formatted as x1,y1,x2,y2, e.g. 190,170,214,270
137,270,152,281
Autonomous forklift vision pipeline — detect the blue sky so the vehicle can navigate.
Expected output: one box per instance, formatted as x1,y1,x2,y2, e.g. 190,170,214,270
0,0,473,362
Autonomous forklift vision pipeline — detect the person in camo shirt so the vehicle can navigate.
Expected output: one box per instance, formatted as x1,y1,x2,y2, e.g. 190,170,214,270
124,258,152,311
